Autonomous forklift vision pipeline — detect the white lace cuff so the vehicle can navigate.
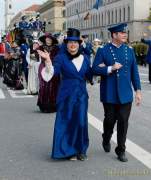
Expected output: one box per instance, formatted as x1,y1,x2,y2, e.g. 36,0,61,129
41,64,54,82
107,66,112,74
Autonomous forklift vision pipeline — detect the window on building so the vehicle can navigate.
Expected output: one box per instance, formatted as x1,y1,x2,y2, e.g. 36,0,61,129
119,9,121,22
123,7,125,21
62,10,65,17
96,14,97,27
115,9,117,23
111,10,114,24
93,14,95,27
100,31,103,39
63,22,66,30
108,11,110,24
128,6,130,21
91,14,93,27
9,4,12,9
99,13,101,26
102,13,103,26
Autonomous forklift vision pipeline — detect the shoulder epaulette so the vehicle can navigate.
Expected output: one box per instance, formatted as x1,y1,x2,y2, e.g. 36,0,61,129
128,45,133,49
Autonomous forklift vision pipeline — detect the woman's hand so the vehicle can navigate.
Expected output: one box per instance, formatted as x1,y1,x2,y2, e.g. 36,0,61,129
37,50,51,64
98,63,106,67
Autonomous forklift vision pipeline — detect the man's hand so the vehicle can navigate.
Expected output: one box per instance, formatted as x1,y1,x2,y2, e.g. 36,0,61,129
111,62,122,71
135,90,142,106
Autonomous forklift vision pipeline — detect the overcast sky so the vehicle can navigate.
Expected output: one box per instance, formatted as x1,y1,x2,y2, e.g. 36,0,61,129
0,0,45,31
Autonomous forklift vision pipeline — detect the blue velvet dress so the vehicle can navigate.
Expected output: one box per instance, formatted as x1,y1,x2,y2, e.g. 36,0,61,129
51,52,92,159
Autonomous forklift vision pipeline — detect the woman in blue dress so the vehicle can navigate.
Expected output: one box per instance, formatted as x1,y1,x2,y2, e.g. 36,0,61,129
38,28,93,161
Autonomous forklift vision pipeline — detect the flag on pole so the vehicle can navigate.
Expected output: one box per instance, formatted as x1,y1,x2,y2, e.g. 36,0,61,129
93,0,103,10
84,12,91,20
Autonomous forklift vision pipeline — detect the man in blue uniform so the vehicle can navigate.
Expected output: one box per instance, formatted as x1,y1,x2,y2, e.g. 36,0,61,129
81,34,93,58
92,23,142,162
141,34,151,84
33,14,43,31
19,16,28,30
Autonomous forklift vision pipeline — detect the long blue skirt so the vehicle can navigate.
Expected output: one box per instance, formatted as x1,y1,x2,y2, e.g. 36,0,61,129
51,93,89,159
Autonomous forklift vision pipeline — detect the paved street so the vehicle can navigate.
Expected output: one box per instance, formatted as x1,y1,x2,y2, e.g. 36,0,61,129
0,65,151,180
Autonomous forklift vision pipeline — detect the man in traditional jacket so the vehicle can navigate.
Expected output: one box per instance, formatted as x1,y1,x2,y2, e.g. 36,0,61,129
92,23,142,162
19,16,28,30
81,34,93,58
33,15,43,31
141,35,151,84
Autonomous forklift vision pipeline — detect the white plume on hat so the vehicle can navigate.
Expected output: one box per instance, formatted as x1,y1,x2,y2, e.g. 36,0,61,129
93,38,101,42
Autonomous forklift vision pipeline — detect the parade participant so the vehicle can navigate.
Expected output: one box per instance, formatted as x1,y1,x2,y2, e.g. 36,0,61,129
37,28,93,161
20,38,29,84
26,40,40,94
92,38,101,57
2,36,12,85
19,16,28,30
33,14,43,31
141,34,151,84
37,34,60,113
3,40,23,89
81,34,93,58
92,23,142,162
0,37,5,77
92,38,102,83
28,18,34,30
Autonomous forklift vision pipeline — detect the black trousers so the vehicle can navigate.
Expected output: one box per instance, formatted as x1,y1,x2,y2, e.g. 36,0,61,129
102,102,132,153
149,64,151,83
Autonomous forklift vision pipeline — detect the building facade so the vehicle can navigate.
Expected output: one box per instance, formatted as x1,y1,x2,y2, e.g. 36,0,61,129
38,0,65,33
5,0,14,31
66,0,151,41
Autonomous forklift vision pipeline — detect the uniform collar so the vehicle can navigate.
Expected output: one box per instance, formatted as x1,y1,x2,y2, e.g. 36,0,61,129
111,42,123,48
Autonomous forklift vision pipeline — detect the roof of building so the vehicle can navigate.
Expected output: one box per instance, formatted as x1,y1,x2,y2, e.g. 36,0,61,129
24,4,41,12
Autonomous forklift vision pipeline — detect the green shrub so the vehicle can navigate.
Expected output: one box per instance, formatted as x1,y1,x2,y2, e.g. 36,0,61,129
131,42,148,64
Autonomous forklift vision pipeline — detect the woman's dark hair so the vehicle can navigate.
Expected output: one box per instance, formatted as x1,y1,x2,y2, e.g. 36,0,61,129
65,40,81,45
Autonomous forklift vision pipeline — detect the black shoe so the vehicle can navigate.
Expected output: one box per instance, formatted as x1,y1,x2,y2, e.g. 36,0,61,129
102,142,111,152
77,154,88,161
115,149,128,162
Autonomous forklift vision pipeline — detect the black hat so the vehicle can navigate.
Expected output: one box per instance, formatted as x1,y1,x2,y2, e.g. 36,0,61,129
39,33,58,45
21,16,26,20
64,28,82,43
36,13,40,19
81,34,88,38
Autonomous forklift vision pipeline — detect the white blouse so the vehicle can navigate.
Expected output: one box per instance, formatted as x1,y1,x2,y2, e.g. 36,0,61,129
41,54,84,82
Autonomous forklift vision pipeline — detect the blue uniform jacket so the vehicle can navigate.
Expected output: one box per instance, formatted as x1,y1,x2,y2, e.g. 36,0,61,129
141,39,151,64
92,43,141,104
19,21,28,30
81,42,93,58
33,20,43,30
